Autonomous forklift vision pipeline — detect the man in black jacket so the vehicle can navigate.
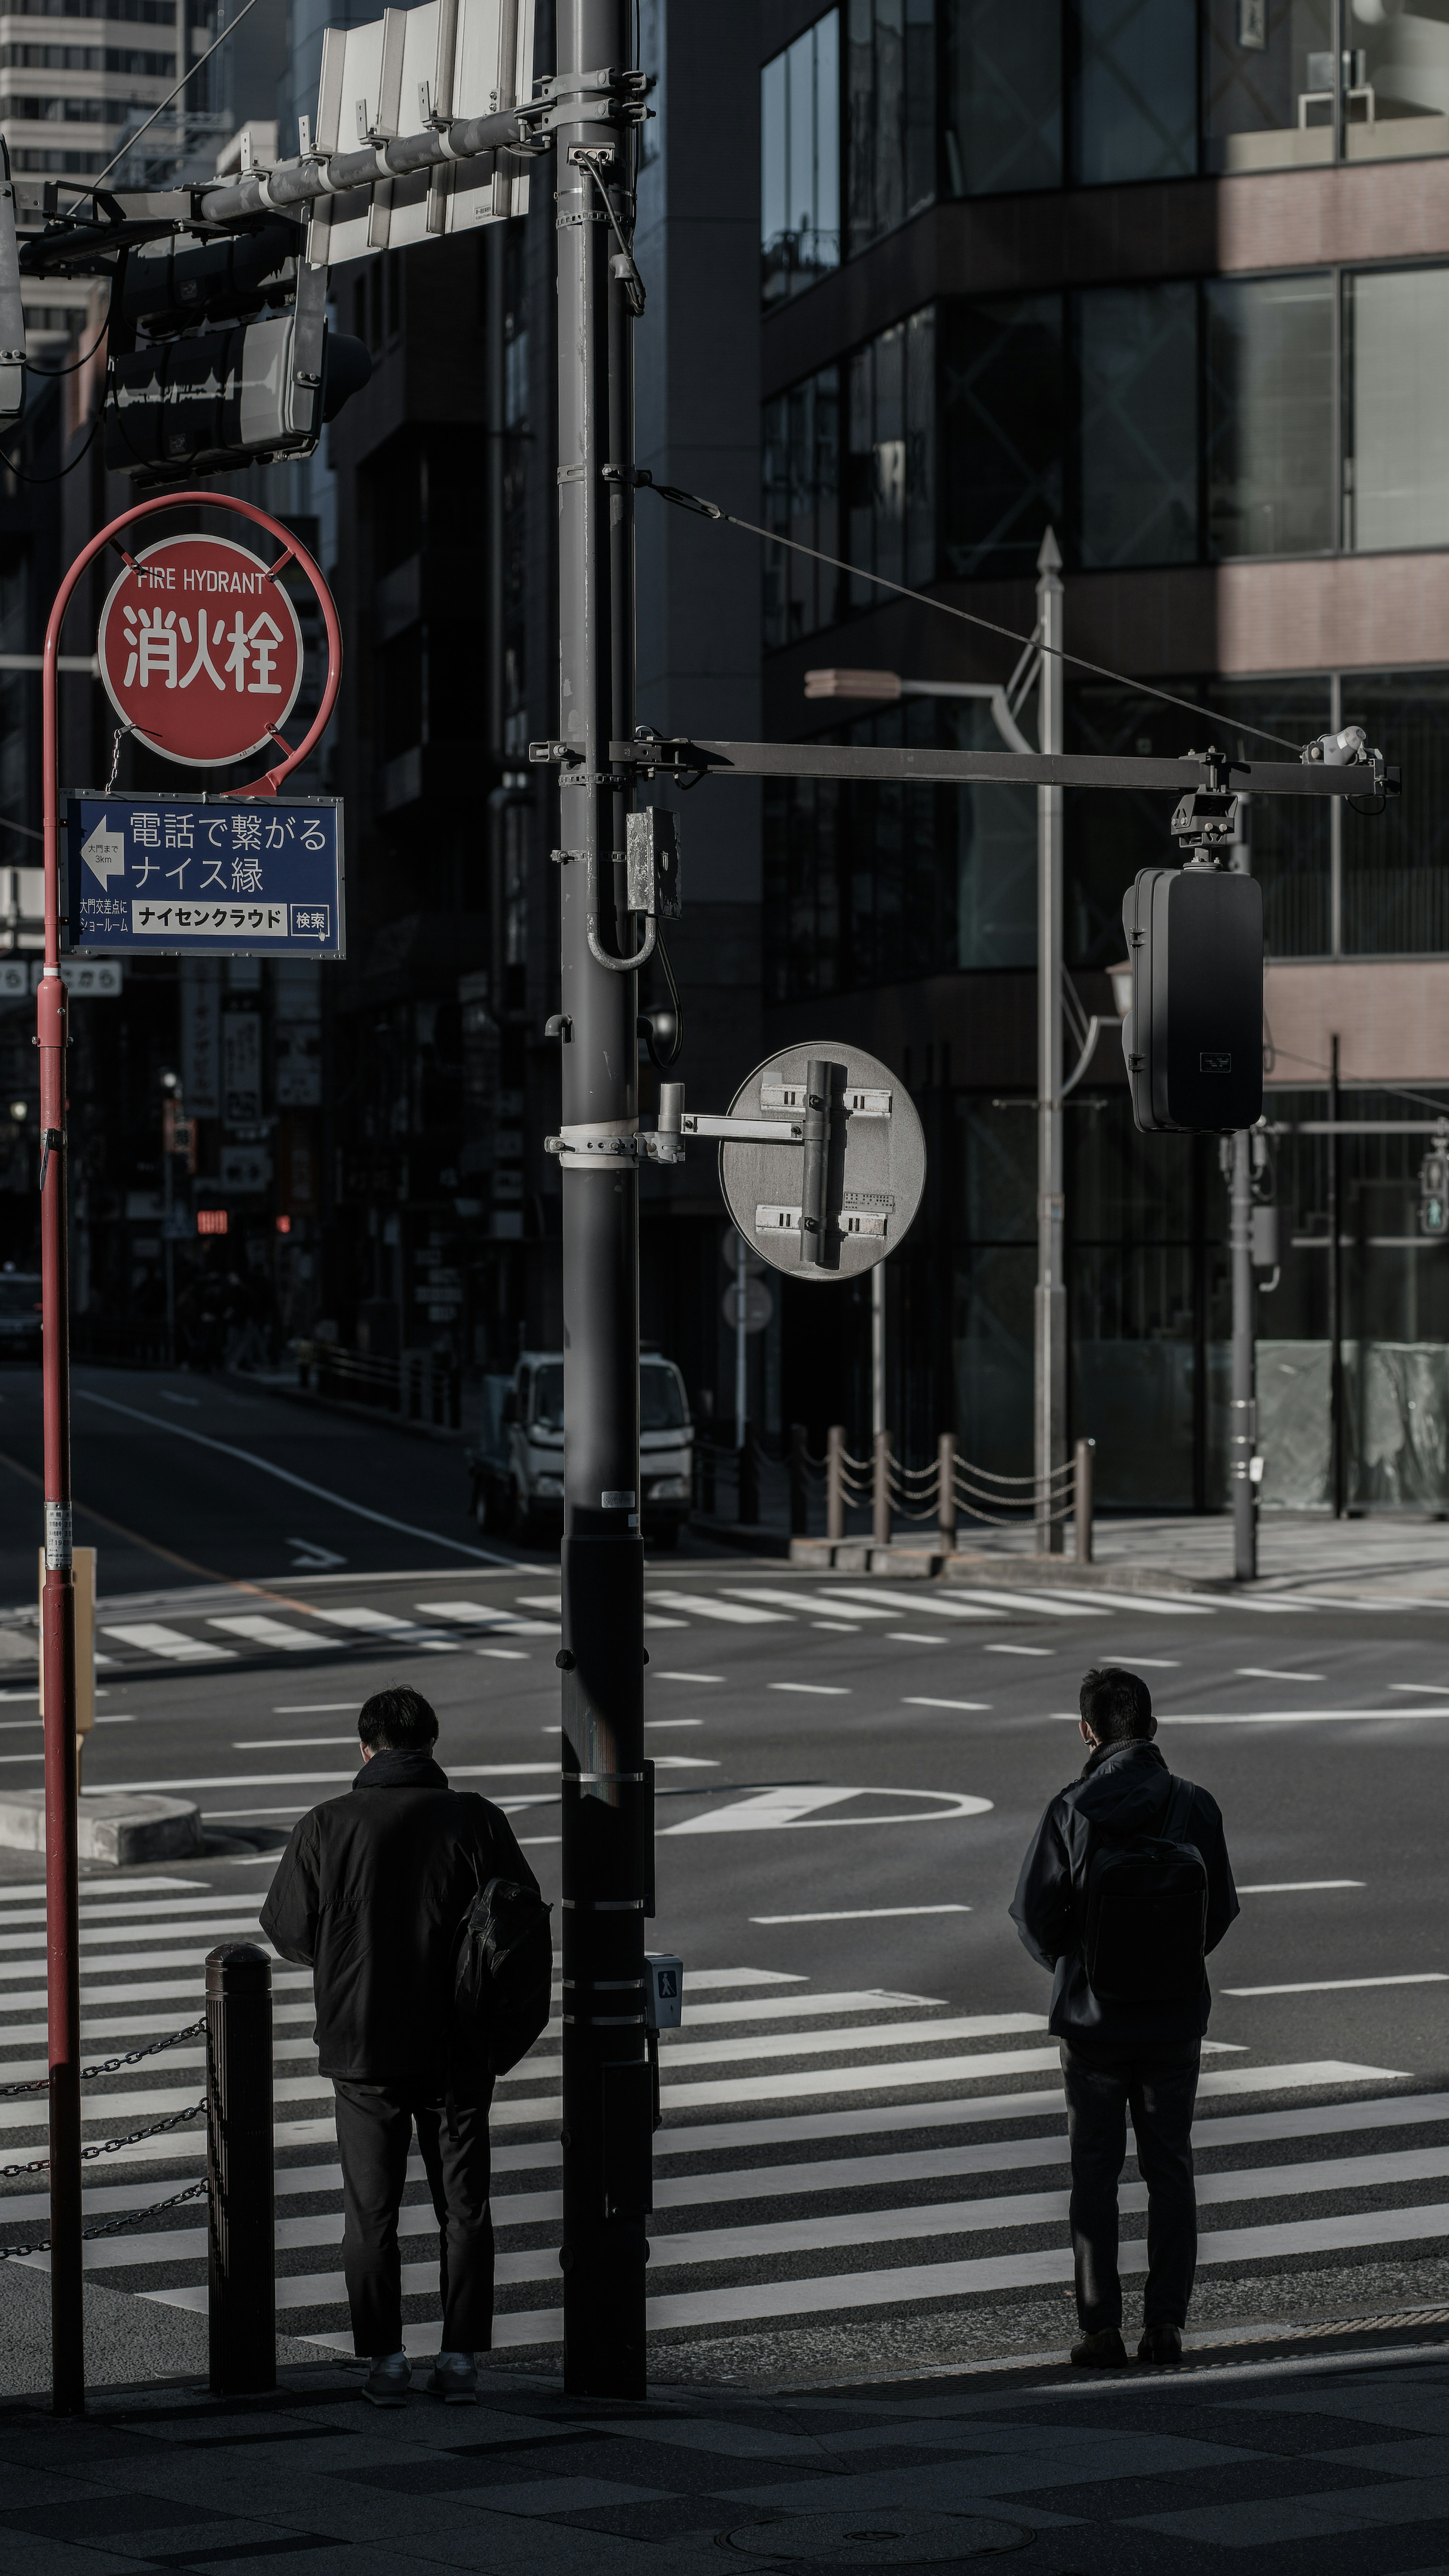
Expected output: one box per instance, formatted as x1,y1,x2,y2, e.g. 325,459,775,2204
1009,1665,1238,2370
260,1683,540,2407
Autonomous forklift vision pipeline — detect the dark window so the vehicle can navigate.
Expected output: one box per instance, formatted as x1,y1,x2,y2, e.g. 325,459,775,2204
1076,280,1198,567
846,306,935,599
1203,0,1332,174
761,8,841,306
846,0,935,257
941,294,1063,580
763,366,841,650
1073,0,1197,183
1205,271,1335,557
943,0,1060,194
375,630,421,762
1343,673,1449,956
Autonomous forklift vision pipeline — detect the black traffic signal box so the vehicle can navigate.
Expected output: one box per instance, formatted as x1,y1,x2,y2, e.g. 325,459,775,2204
1122,862,1264,1134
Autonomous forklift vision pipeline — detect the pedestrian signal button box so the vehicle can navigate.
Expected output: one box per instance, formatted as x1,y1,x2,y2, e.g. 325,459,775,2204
644,1954,683,2029
1122,864,1263,1134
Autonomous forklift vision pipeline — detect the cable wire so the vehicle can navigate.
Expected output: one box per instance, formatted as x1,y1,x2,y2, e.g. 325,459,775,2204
644,480,1307,755
0,406,100,486
90,0,258,186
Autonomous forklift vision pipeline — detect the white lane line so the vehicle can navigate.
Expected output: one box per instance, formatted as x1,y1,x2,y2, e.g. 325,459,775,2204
1238,1880,1365,1894
0,1877,206,1903
418,1601,550,1631
1052,1709,1449,1724
61,1761,574,1796
1040,1588,1216,1618
1392,1681,1449,1694
653,1672,724,1684
1237,1669,1324,1682
75,1388,514,1566
926,1589,1103,1620
752,1906,971,1924
664,1786,993,1835
0,1925,265,1956
889,1634,947,1645
525,2012,1049,2078
207,1616,331,1652
828,1589,1003,1623
1224,1973,1449,1997
272,1703,358,1714
769,1683,851,1697
649,1592,792,1624
668,1991,945,2026
985,1645,1054,1658
902,1698,989,1712
101,1625,236,1663
726,1590,893,1620
0,1895,267,1930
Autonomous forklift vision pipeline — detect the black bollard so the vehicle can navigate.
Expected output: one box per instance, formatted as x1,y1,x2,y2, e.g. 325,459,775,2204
206,1943,275,2396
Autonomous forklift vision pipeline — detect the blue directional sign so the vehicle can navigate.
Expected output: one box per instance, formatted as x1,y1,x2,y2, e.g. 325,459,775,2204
64,793,345,959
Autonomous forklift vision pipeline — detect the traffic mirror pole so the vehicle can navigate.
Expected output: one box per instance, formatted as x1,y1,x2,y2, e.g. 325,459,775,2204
38,490,340,2416
554,0,652,2399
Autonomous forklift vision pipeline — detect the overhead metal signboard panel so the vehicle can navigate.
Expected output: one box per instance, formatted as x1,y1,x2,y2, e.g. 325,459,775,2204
310,0,536,265
63,794,345,958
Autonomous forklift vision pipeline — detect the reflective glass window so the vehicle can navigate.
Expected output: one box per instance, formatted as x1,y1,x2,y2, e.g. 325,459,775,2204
941,295,1064,580
762,366,843,650
1203,0,1334,172
1345,265,1449,553
761,10,841,309
1205,271,1335,556
1073,0,1197,183
845,306,937,602
846,0,936,257
943,0,1061,195
1342,672,1449,954
1076,281,1199,567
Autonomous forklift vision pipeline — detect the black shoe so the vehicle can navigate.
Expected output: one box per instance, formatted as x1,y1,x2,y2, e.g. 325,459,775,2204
1070,2327,1127,2369
1137,2324,1183,2365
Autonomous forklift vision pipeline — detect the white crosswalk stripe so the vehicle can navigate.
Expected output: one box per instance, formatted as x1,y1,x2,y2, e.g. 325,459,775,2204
2,1885,1437,2369
100,1624,236,1662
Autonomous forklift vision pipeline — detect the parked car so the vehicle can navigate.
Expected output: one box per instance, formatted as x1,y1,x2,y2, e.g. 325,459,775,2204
0,1266,42,1361
467,1349,694,1547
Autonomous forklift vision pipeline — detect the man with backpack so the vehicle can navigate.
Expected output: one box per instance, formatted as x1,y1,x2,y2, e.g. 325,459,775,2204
260,1683,549,2407
1009,1665,1238,2369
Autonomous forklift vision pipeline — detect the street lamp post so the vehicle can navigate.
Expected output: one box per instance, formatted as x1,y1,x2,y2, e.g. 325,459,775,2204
1034,531,1066,1557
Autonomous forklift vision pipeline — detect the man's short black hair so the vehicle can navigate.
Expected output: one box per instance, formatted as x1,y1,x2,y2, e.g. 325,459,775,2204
358,1685,438,1753
1080,1666,1154,1745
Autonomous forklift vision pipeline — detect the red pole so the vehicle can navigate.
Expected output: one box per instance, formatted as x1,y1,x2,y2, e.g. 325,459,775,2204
38,488,342,2416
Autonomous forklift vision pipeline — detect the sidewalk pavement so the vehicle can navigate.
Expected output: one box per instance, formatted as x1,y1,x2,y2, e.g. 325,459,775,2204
5,2316,1449,2574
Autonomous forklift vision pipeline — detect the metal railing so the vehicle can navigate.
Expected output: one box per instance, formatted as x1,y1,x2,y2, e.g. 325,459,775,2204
695,1425,1095,1562
295,1339,461,1430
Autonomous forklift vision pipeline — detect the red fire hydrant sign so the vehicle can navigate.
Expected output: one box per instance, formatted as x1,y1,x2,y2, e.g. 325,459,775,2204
96,533,304,768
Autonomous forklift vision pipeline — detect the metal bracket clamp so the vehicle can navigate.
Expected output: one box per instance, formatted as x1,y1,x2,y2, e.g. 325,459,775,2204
545,1121,642,1169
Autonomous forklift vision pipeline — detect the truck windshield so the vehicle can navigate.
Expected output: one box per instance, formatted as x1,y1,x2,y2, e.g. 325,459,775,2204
531,1365,564,1428
641,1367,687,1430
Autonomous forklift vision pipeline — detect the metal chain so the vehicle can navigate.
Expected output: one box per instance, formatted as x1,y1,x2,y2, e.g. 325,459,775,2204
0,2094,206,2181
0,2015,206,2100
0,2173,208,2261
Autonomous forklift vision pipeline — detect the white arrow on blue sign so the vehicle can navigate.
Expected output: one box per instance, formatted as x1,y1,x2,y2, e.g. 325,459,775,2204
64,792,346,959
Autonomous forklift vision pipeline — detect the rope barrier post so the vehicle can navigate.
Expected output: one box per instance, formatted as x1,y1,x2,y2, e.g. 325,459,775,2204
937,1432,957,1555
206,1943,274,2397
1074,1438,1094,1566
788,1425,809,1536
872,1431,892,1549
826,1426,846,1543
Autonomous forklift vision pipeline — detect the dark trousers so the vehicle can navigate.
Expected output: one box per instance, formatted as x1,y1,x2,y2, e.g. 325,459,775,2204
1059,2041,1200,2333
332,2077,495,2358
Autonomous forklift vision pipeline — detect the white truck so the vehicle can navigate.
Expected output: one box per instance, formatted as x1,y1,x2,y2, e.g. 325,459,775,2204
468,1348,694,1547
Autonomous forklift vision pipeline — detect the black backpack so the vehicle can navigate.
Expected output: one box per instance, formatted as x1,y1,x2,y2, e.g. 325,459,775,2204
1082,1775,1208,2006
450,1875,554,2078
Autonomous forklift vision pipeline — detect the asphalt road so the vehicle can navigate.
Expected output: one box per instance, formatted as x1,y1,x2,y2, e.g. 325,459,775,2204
3,1362,1449,2382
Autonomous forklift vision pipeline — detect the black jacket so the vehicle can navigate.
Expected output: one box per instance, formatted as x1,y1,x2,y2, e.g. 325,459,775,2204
258,1749,541,2086
1009,1738,1239,2052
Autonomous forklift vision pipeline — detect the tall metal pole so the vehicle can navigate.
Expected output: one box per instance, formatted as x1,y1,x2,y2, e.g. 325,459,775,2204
1034,529,1066,1555
555,0,651,2402
40,549,80,2420
871,1260,885,1445
1229,1128,1256,1580
1328,1030,1344,1517
735,1231,748,1445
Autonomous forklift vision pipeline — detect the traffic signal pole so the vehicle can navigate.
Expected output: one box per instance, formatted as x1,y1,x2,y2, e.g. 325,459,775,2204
1228,1128,1257,1580
1034,532,1066,1555
554,0,652,2399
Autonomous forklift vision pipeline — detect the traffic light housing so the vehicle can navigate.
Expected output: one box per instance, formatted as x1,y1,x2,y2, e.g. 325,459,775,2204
1122,862,1264,1133
105,221,371,483
1420,1142,1449,1239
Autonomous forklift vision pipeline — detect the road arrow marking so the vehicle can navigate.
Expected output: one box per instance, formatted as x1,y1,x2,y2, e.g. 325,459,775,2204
81,821,125,888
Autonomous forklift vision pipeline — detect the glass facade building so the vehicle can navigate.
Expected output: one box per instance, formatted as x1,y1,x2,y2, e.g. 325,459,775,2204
759,2,1449,1515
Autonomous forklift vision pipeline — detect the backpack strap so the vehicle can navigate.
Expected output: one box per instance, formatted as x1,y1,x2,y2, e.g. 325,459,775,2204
1162,1774,1195,1840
